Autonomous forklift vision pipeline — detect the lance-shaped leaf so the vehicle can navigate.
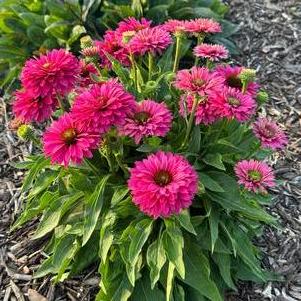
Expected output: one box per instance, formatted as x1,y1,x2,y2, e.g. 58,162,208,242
82,175,110,246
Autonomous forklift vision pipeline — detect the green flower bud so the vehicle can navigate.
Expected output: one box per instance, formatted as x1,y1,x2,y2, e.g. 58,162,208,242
165,72,175,82
144,80,157,93
239,68,256,83
80,35,93,49
17,124,34,141
256,90,269,104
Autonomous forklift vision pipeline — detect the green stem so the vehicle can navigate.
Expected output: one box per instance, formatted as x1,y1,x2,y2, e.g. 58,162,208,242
56,93,70,112
206,59,213,69
84,158,100,176
242,82,247,94
148,52,153,81
194,34,205,66
114,153,129,177
181,96,199,148
173,35,182,73
130,53,138,91
130,53,142,92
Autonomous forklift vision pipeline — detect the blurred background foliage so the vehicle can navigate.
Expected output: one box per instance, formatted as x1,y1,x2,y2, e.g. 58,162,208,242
0,0,238,93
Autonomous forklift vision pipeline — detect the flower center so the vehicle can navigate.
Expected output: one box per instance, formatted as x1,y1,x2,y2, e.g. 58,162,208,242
134,111,150,124
248,170,262,182
154,170,172,186
262,125,276,138
227,76,242,89
61,128,77,145
228,97,240,106
42,62,51,69
193,79,205,87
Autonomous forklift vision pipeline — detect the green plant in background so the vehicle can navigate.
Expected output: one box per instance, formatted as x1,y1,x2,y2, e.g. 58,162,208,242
0,0,237,93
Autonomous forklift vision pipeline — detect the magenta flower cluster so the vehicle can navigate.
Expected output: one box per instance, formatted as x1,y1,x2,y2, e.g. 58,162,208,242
13,17,288,219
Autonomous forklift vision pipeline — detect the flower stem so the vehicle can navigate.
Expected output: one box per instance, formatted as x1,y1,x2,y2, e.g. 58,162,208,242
56,93,70,112
181,96,199,148
173,35,182,73
194,34,205,66
148,52,153,81
114,153,129,177
130,53,138,91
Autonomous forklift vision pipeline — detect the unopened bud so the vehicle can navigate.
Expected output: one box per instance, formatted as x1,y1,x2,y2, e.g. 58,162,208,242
17,124,34,141
256,90,269,104
239,68,256,83
80,35,93,49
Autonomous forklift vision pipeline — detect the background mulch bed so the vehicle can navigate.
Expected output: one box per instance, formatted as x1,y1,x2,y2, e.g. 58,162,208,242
1,0,300,300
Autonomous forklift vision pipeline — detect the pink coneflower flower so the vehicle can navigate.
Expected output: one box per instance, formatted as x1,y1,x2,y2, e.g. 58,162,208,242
253,118,288,150
128,151,198,218
21,49,80,97
174,66,224,96
214,66,259,96
212,88,256,122
43,113,100,167
185,18,221,34
193,43,229,61
234,159,275,193
116,17,151,44
163,19,188,34
119,99,172,144
13,89,56,123
95,30,130,68
129,26,172,56
71,80,136,134
78,60,98,87
180,94,219,125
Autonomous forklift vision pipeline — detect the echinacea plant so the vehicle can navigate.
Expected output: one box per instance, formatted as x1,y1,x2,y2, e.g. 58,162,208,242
12,17,287,301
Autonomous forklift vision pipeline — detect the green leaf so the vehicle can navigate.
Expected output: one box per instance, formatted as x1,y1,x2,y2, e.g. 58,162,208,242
158,44,174,72
19,12,44,26
183,243,223,301
82,175,110,246
53,234,79,282
33,192,83,239
206,201,220,253
26,25,47,46
212,253,236,289
203,153,225,170
207,172,275,223
27,169,59,200
99,211,116,263
132,273,165,301
71,231,99,274
12,191,59,230
162,221,185,279
44,15,70,41
21,155,50,194
34,257,54,278
128,219,153,264
233,228,267,281
175,210,197,235
67,25,86,46
111,186,129,207
98,259,133,301
166,262,175,301
198,172,224,192
146,237,166,289
188,126,201,153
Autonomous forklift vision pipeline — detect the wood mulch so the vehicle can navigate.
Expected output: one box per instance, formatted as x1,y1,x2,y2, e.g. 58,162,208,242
1,0,300,299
